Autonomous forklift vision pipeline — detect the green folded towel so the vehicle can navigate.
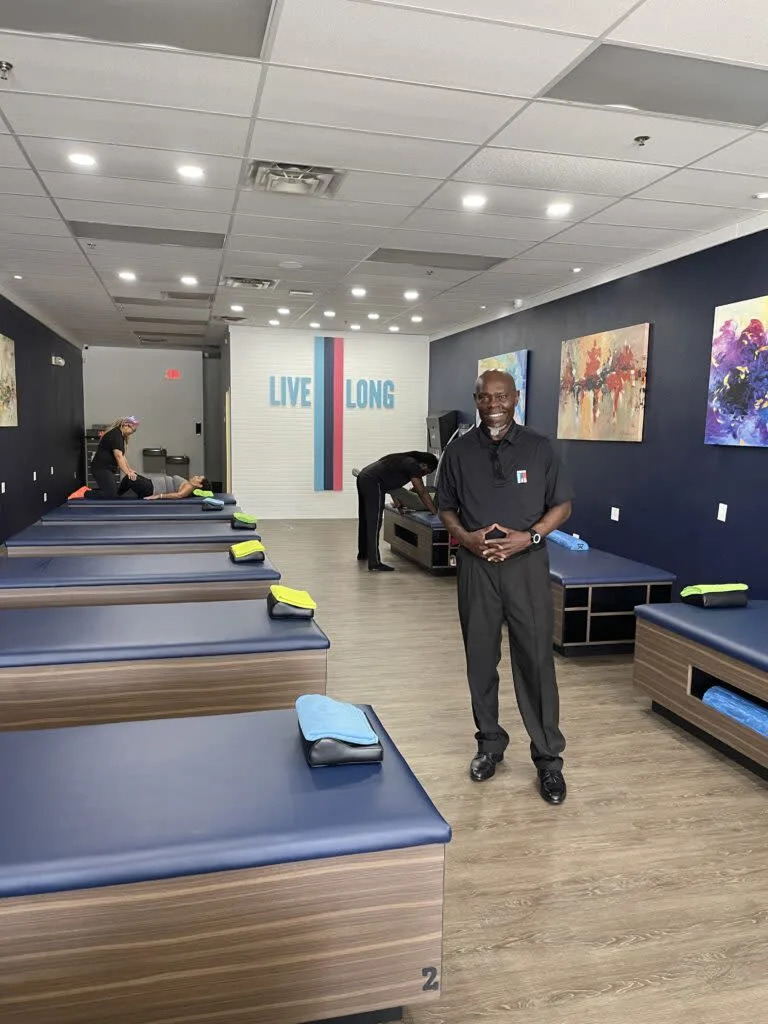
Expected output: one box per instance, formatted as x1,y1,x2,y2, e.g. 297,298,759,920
681,583,748,608
193,489,214,498
229,539,266,563
231,511,258,531
267,585,316,619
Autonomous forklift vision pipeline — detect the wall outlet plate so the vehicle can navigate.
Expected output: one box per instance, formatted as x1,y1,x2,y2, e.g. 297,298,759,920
32,471,36,482
610,506,620,522
717,503,728,522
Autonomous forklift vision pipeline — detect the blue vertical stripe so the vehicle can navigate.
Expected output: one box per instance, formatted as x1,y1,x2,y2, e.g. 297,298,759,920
313,337,325,492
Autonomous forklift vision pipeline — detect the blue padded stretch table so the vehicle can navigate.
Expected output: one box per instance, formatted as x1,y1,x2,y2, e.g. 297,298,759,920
70,491,237,506
634,601,768,772
0,551,280,610
44,503,242,522
0,708,450,1023
5,520,257,557
0,599,329,730
383,507,457,572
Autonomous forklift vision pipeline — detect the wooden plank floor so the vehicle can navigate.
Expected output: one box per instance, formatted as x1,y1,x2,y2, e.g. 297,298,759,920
264,521,768,1024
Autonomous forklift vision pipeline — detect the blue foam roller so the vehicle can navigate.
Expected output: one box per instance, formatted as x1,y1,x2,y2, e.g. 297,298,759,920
548,530,589,551
702,685,768,738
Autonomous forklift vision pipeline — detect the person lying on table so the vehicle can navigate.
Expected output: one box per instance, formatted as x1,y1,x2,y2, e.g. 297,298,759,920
144,474,212,499
89,416,141,498
357,450,438,572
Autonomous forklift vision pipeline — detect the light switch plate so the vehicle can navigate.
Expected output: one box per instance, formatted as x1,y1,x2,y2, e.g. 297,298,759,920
43,492,47,502
610,506,620,522
1,481,4,494
717,503,728,522
32,471,36,482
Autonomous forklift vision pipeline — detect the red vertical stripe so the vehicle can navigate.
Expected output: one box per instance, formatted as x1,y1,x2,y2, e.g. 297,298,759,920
332,336,344,491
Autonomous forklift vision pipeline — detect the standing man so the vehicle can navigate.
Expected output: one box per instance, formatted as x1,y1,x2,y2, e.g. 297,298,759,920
357,451,438,572
438,371,573,804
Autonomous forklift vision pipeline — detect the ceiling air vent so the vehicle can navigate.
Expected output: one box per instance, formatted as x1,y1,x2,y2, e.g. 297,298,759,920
215,315,246,323
222,276,278,290
289,289,314,297
244,160,346,198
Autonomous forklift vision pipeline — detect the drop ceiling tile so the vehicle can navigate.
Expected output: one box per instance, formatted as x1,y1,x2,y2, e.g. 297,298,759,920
229,214,388,246
0,134,29,169
485,257,590,277
426,180,615,219
403,208,569,240
56,200,231,234
455,149,673,195
588,197,749,230
270,0,591,96
0,95,250,157
0,214,69,236
694,132,768,176
227,235,372,261
609,0,768,67
0,32,262,115
235,191,411,226
551,222,696,248
21,138,244,189
0,168,46,196
336,172,441,206
223,249,362,274
384,229,533,258
492,102,747,166
0,233,81,253
250,120,474,177
366,0,641,35
635,169,768,209
93,266,219,288
40,172,235,214
258,66,522,144
222,254,358,278
347,265,476,286
518,241,643,263
0,194,58,218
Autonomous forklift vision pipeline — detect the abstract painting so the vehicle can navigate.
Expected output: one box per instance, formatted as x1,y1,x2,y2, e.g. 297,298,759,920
477,349,528,425
557,323,649,442
0,334,17,427
705,294,768,447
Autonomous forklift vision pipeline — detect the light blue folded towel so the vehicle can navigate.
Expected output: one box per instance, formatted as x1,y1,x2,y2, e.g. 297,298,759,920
702,686,768,738
548,530,589,551
295,694,379,745
202,497,225,510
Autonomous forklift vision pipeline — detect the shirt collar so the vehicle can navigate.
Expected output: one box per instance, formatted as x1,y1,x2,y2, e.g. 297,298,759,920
476,420,520,447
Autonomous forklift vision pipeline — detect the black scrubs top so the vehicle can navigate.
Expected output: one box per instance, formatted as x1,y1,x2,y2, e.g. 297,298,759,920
91,427,125,472
361,453,424,491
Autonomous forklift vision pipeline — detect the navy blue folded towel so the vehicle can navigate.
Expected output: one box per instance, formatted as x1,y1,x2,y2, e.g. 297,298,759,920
295,694,379,745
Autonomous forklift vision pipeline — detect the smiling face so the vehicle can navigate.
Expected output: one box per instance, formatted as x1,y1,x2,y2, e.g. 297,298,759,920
474,371,518,436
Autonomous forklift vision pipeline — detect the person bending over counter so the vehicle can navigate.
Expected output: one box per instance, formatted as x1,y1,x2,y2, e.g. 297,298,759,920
357,450,438,572
89,416,141,497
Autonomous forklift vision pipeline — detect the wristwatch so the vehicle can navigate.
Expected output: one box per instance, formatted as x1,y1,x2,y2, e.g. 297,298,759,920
529,527,542,546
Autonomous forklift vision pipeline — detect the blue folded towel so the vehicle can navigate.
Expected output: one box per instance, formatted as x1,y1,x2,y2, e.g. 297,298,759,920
548,530,589,551
202,497,225,510
295,694,379,745
702,685,768,738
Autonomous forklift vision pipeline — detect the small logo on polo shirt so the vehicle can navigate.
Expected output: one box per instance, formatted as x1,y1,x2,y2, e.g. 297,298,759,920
517,469,528,484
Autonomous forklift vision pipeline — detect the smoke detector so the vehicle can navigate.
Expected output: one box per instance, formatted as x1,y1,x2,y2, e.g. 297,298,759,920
244,160,346,198
221,276,278,290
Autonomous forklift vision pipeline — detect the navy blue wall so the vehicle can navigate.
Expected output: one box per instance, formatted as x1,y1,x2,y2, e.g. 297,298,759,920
429,230,768,596
0,296,84,543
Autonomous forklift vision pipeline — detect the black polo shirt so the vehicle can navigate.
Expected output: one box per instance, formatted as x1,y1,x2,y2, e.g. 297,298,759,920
437,424,573,532
360,453,423,491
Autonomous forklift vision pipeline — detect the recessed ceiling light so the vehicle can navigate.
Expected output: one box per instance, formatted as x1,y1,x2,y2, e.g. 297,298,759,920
546,201,573,218
180,275,198,286
389,325,400,332
753,192,768,200
280,260,304,269
177,164,205,181
462,193,487,211
514,299,524,308
480,305,487,310
351,287,367,298
309,321,321,329
277,307,290,316
13,274,23,280
350,323,361,330
118,270,137,282
410,315,423,323
68,152,97,168
404,289,419,301
269,319,280,326
572,267,582,274
606,104,639,111
230,304,244,313
367,312,380,320
324,310,335,317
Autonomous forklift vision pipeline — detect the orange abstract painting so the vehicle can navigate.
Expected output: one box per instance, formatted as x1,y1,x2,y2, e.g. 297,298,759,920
557,324,649,442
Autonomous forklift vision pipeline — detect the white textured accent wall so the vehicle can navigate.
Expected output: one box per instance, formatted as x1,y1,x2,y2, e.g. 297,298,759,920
230,328,429,518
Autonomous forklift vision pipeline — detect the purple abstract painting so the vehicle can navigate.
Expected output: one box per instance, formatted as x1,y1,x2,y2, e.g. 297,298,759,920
705,294,768,447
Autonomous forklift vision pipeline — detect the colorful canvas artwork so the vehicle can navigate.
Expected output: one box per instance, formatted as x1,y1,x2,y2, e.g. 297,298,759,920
477,349,528,425
557,324,649,443
0,334,17,427
705,294,768,447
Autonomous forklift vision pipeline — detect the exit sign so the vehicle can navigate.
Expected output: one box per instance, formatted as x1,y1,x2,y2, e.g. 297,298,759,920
165,369,181,380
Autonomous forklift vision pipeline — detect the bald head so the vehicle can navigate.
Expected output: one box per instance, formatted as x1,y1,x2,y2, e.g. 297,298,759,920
474,369,519,437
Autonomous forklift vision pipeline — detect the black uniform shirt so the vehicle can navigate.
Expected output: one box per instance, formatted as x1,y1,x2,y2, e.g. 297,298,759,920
437,424,573,532
362,453,423,491
91,427,125,471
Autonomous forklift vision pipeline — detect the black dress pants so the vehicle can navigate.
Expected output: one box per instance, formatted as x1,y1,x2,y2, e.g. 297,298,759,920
356,472,386,569
456,545,565,771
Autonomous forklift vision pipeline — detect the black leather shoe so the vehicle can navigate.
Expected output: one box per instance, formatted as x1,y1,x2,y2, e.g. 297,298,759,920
538,768,566,805
368,563,395,572
470,750,504,782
